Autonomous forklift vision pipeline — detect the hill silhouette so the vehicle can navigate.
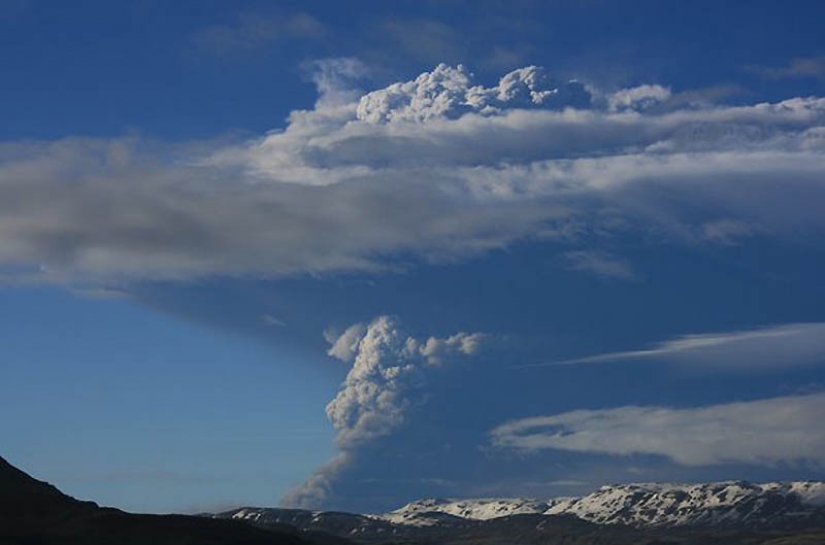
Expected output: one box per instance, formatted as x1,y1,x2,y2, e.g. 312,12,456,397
0,455,343,545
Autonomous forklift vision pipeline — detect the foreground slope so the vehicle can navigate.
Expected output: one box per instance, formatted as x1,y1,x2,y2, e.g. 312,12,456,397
0,455,344,545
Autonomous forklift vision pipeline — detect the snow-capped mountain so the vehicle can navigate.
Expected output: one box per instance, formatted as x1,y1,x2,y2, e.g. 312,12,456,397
214,480,825,545
376,497,555,526
218,507,471,542
379,481,825,529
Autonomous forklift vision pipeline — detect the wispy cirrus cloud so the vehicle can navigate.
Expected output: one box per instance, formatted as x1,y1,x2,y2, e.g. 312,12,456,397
490,392,825,467
526,322,825,370
559,250,637,280
746,56,825,80
189,10,326,59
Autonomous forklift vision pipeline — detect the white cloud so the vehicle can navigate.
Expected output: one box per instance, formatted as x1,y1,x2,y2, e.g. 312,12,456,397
324,317,424,450
304,57,370,108
490,392,825,467
324,317,485,448
559,250,636,280
700,219,754,245
283,316,485,508
542,323,825,369
261,314,285,327
354,64,590,123
747,57,825,80
419,331,485,365
546,479,589,486
325,322,369,363
1,64,825,284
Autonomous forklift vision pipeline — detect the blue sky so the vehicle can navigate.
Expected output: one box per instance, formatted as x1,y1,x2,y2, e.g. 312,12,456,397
2,0,825,514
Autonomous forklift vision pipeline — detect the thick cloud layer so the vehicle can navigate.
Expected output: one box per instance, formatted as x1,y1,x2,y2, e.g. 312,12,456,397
1,64,825,284
282,316,484,508
490,392,825,467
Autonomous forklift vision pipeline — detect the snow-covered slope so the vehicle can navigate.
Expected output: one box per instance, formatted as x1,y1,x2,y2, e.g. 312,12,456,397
377,497,553,526
214,480,825,541
546,481,825,527
377,481,825,529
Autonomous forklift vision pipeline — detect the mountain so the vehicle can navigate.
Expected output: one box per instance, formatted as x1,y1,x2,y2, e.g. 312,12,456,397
386,481,825,530
0,455,347,545
215,481,825,544
6,454,824,545
0,454,98,532
218,507,641,544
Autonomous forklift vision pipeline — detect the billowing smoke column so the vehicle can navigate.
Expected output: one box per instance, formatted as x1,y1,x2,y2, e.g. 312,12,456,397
355,64,592,123
281,316,484,508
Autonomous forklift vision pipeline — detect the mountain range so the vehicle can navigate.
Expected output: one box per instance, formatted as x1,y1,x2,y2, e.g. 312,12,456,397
216,481,825,544
3,453,825,545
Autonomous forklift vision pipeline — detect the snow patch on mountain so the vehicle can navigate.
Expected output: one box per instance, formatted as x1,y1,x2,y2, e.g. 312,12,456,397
377,481,825,528
377,497,553,526
215,480,825,534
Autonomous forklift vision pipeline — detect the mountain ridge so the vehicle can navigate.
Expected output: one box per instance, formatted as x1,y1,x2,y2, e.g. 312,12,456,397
4,454,825,545
215,480,825,543
380,480,825,529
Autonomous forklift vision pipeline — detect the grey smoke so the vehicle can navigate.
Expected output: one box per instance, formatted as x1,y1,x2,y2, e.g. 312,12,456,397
282,316,484,508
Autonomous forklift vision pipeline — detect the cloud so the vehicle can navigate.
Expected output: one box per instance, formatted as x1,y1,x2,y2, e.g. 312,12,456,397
559,250,636,280
537,323,825,370
700,219,754,245
484,45,529,71
324,317,484,449
546,479,589,487
261,314,285,327
490,392,825,467
325,322,368,363
70,286,132,300
281,453,351,509
419,331,485,365
666,84,747,108
380,19,465,65
606,84,671,112
747,57,825,80
282,316,485,508
1,64,825,285
190,11,326,58
303,57,370,107
355,64,590,123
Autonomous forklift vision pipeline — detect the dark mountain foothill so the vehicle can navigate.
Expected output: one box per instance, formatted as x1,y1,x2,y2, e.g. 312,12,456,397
0,456,346,545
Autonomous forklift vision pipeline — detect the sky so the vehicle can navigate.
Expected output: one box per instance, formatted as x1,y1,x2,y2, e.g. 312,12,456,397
2,0,825,514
